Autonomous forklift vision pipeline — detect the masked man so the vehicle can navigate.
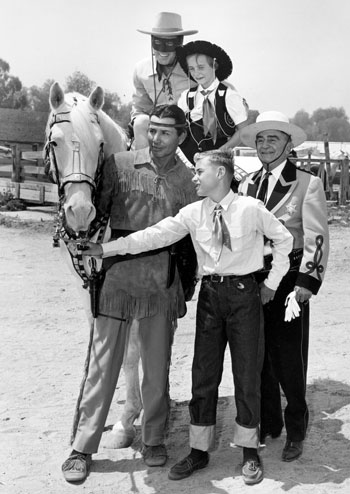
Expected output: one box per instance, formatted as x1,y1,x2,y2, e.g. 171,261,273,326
131,12,198,149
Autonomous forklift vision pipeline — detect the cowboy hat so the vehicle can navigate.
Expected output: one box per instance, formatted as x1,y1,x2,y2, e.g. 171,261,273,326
240,111,307,148
137,12,198,37
176,40,233,81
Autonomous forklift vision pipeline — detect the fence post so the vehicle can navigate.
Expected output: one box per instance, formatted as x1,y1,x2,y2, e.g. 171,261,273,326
323,135,335,200
11,145,22,198
339,157,349,205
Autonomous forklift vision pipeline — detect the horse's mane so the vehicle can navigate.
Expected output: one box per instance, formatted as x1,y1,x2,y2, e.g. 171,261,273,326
46,92,128,157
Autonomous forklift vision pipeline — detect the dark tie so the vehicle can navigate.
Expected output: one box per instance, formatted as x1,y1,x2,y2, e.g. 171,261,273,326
257,171,271,204
201,90,217,144
212,204,232,262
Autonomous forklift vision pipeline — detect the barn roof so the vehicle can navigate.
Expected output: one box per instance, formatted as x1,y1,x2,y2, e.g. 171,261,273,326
0,108,49,144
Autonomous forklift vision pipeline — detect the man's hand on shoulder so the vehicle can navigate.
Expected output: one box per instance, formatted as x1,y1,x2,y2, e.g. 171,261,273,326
259,282,276,305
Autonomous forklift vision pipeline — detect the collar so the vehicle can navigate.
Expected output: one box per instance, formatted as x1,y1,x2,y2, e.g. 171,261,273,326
198,78,220,93
146,58,185,78
262,160,287,180
208,189,235,214
133,148,182,176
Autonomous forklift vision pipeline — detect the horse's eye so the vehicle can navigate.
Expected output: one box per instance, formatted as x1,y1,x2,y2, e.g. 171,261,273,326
50,141,57,147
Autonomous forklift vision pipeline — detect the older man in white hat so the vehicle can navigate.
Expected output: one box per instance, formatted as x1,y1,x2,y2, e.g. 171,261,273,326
131,12,198,149
239,111,329,462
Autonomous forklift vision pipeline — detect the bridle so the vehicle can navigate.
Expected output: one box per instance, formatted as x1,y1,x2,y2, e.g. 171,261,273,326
44,104,109,288
44,109,105,198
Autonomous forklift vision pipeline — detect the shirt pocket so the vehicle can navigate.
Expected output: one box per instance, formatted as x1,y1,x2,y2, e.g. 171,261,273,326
194,228,213,254
229,224,255,253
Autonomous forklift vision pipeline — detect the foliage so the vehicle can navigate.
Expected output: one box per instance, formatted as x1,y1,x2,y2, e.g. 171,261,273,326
65,70,94,96
0,60,132,128
291,107,350,141
64,70,132,129
0,190,26,211
0,58,28,109
27,79,55,112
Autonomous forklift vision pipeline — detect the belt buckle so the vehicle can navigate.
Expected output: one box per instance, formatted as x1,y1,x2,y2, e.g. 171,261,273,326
212,275,224,282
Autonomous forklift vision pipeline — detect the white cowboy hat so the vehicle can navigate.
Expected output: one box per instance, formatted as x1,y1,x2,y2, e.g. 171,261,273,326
240,111,307,148
137,12,198,37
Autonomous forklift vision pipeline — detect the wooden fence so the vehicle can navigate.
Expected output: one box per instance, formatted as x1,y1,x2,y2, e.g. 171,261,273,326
0,144,58,204
293,157,350,204
1,144,349,206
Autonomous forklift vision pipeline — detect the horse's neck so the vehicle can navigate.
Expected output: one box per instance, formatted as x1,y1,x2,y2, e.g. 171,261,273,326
99,112,127,157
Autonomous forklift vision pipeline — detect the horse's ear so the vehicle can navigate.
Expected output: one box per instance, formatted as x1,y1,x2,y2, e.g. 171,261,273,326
49,82,65,110
89,86,104,111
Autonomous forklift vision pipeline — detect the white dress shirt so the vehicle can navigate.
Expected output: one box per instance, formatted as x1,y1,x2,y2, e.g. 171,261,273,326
102,190,293,291
257,160,287,201
177,78,248,126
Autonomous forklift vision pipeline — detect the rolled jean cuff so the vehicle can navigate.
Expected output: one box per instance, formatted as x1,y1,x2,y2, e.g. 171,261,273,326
189,424,215,451
233,421,259,448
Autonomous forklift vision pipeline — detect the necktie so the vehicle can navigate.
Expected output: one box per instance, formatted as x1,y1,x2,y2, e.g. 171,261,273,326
212,204,232,262
201,90,217,144
257,171,271,204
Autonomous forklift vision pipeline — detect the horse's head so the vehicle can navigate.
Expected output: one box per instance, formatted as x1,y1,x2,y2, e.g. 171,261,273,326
46,82,124,237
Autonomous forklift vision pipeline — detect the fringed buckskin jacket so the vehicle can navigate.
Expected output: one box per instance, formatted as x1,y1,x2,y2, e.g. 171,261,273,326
95,148,198,321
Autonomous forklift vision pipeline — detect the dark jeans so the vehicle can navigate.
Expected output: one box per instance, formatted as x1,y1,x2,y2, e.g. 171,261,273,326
255,270,310,441
189,274,264,430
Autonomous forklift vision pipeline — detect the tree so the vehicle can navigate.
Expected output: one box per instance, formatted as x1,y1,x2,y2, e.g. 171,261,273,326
0,58,28,109
291,106,350,142
27,79,55,112
64,70,131,129
65,71,95,96
103,90,132,129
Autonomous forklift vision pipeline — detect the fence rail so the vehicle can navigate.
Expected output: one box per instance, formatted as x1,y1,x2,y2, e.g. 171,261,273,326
292,157,350,204
0,145,58,204
1,144,350,205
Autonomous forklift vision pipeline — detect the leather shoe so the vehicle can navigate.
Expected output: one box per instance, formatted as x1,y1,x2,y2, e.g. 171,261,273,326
282,439,303,462
142,444,168,467
62,450,91,483
168,451,209,480
242,458,264,485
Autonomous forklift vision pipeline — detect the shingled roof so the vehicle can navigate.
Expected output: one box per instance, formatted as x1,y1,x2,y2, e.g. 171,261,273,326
0,108,49,145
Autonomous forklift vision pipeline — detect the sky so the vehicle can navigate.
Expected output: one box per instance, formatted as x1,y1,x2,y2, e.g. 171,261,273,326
1,0,349,118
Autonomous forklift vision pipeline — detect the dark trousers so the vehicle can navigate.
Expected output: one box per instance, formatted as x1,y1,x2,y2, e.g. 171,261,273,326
189,275,264,433
255,270,310,441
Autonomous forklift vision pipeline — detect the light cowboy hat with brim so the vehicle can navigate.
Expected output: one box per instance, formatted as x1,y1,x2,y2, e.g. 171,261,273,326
137,12,198,37
176,40,233,82
240,111,307,148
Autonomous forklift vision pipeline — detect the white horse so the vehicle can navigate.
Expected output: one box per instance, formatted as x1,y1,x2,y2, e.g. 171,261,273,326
46,82,142,448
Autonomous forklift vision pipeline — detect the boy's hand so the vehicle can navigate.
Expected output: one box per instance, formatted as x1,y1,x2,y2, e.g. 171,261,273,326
78,241,103,257
259,283,276,305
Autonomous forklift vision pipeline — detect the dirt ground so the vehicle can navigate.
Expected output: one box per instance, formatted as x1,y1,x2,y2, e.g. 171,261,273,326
1,209,350,494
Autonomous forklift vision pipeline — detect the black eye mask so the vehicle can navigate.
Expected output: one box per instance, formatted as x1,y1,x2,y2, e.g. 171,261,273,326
152,36,183,53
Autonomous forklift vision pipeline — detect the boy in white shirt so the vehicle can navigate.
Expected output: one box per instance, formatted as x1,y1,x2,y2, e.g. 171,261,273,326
82,149,293,485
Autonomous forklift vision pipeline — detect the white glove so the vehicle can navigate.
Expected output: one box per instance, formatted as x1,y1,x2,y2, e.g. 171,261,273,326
284,291,301,322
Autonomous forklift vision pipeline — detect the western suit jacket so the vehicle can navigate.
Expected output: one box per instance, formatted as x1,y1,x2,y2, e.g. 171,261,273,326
239,159,329,294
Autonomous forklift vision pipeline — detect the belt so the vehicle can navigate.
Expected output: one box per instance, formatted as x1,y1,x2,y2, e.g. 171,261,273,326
202,273,253,283
263,248,303,272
